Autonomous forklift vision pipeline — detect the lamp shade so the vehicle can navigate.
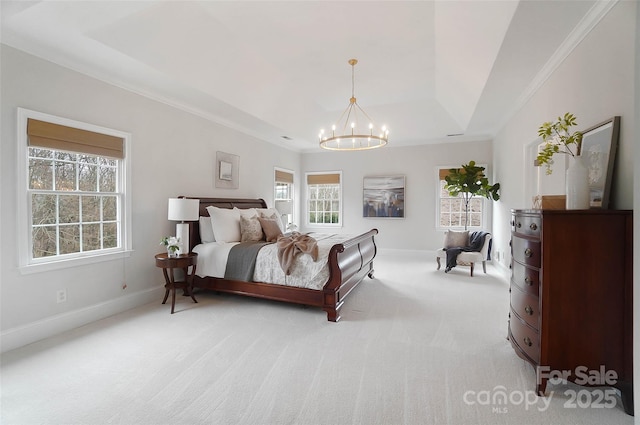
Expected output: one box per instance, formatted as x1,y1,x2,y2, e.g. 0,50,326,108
275,200,292,215
168,198,199,222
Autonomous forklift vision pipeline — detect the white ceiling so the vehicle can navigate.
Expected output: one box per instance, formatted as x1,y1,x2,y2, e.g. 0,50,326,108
1,1,609,152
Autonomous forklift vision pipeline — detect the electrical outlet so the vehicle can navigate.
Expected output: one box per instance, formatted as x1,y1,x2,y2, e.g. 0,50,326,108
56,289,67,303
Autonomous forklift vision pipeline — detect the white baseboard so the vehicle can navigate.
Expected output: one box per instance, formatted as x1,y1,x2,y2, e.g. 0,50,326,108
0,287,163,353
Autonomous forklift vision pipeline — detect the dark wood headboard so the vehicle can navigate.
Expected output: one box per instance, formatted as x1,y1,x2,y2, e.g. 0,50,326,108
181,197,268,251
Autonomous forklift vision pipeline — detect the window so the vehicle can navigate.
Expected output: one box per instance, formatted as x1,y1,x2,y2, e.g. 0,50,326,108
306,172,342,226
18,108,131,272
437,167,484,229
274,168,294,228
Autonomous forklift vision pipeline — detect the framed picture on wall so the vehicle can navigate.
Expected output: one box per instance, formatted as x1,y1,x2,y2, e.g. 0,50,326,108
215,151,239,189
363,175,405,218
580,116,620,209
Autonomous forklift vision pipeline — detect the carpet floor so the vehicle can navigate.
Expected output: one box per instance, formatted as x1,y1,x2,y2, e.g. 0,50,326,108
0,250,633,425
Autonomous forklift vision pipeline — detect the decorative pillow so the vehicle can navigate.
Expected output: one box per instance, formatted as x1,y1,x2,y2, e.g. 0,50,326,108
257,208,285,232
258,217,284,242
240,215,264,242
206,206,241,243
199,216,215,243
235,207,258,218
443,230,469,249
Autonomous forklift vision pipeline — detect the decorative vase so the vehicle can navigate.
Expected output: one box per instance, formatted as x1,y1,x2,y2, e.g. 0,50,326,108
167,247,179,258
565,155,589,209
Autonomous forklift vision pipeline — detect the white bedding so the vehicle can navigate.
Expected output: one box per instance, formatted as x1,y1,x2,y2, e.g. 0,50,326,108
192,233,353,290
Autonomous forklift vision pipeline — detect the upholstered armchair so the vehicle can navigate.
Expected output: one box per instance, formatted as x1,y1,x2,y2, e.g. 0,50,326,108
436,231,492,277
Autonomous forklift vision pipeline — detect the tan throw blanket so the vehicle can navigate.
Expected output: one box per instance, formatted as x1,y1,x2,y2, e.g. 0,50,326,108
276,232,319,275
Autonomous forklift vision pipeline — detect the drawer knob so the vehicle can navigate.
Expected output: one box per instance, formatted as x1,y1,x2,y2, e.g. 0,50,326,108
524,337,532,347
530,223,538,231
524,248,533,258
524,276,533,286
525,305,534,315
517,221,522,228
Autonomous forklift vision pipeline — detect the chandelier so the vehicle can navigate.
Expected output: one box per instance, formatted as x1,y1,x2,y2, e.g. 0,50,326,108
319,59,388,151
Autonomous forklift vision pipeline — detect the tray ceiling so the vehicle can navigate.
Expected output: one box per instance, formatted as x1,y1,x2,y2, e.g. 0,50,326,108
1,1,608,152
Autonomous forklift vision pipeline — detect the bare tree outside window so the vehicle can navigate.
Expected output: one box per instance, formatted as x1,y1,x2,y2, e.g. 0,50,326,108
308,183,340,224
29,147,121,259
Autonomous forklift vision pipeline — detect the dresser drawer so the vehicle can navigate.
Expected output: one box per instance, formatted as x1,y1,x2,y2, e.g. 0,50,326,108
511,261,540,295
509,314,540,364
511,236,541,267
510,285,539,330
511,213,541,237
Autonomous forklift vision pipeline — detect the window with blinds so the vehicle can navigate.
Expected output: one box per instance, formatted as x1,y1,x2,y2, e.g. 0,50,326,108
19,109,131,269
306,172,342,226
274,168,294,228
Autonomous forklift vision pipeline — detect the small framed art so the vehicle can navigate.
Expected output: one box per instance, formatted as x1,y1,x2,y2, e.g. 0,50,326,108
215,151,239,189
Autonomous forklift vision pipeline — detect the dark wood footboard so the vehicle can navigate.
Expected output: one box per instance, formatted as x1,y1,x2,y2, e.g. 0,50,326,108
182,197,377,322
323,228,378,321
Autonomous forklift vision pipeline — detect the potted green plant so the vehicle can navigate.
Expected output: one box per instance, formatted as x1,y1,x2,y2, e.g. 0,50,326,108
444,161,500,230
535,112,589,209
535,112,583,175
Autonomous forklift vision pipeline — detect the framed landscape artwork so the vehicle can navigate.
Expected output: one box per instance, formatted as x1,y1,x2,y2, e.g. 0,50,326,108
363,175,405,218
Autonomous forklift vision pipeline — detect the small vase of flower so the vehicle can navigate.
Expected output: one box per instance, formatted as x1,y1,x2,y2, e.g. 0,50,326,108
160,236,181,257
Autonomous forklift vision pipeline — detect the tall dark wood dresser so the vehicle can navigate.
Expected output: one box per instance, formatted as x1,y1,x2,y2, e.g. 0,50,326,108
508,209,633,415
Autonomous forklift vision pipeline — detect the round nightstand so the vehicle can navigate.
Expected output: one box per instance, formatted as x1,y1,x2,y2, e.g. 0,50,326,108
154,252,198,314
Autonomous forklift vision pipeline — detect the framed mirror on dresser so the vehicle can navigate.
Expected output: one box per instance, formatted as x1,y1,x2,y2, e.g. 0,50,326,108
579,116,620,209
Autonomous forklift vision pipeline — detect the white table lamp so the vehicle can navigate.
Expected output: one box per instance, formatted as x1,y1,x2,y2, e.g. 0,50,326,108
168,198,199,253
275,200,293,230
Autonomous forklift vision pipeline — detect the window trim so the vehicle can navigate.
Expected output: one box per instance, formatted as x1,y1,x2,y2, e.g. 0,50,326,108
305,171,343,228
435,165,488,231
274,166,295,227
17,108,133,274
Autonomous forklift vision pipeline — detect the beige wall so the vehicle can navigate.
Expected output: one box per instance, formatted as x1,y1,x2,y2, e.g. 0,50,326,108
0,45,301,350
301,141,494,251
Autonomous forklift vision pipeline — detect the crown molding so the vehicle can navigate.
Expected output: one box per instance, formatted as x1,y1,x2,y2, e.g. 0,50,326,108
498,0,619,132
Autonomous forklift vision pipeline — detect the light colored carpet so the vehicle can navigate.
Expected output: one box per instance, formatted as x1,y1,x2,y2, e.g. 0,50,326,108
0,250,633,425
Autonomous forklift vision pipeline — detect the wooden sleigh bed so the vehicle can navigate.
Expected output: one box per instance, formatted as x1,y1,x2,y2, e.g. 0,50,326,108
184,197,378,322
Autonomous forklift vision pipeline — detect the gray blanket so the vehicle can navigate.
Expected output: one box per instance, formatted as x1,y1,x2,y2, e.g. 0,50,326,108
224,241,272,281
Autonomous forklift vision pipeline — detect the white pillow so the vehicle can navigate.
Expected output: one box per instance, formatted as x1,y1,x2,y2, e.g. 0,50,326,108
206,206,241,243
199,216,215,243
